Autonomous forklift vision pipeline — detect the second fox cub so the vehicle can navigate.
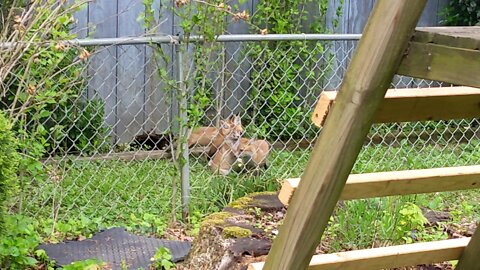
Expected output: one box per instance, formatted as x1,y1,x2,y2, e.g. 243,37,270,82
236,138,270,172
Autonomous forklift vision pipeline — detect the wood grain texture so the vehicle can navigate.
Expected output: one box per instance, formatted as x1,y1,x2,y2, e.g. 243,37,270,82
414,26,480,50
69,0,88,38
144,0,174,134
87,0,118,141
262,1,428,270
398,42,480,88
456,227,480,270
278,165,480,205
250,238,470,270
116,1,146,143
312,86,480,127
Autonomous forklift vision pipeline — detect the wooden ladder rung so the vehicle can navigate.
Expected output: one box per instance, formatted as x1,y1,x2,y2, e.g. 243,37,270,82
279,165,480,206
249,237,470,270
311,86,480,127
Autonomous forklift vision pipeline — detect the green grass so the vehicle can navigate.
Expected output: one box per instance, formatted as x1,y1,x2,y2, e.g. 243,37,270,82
17,139,480,249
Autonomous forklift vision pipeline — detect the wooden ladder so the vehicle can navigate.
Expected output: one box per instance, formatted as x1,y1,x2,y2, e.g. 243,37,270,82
249,1,480,270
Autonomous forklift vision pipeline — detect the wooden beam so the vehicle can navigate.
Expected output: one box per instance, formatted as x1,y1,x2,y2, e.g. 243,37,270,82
262,1,428,270
278,165,480,205
249,237,470,270
456,227,480,270
397,42,480,88
312,87,480,127
414,26,480,51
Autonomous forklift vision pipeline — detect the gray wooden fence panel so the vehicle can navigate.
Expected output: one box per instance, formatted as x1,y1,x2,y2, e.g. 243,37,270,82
87,0,118,142
324,0,350,90
346,0,376,34
116,0,146,143
71,0,88,38
223,0,255,119
144,0,174,134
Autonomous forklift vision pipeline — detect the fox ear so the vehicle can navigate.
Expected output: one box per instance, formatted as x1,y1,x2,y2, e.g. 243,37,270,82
232,115,241,125
220,120,229,129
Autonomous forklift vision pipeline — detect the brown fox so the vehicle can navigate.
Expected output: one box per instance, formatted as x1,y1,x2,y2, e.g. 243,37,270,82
187,126,219,148
235,138,270,172
188,115,243,158
207,115,243,157
208,117,243,175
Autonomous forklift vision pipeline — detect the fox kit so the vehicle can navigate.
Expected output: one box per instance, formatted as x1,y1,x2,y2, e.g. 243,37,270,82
235,138,270,173
208,117,243,175
188,115,243,157
187,126,219,148
208,115,243,157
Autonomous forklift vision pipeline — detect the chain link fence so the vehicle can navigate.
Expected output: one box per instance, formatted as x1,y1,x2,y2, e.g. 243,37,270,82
4,34,480,228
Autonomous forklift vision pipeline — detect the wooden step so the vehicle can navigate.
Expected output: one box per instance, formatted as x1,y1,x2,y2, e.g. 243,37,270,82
312,86,480,127
249,237,470,270
278,165,480,206
397,26,480,88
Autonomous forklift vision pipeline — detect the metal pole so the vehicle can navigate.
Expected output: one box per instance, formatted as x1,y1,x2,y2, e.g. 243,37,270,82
0,34,361,49
177,43,190,220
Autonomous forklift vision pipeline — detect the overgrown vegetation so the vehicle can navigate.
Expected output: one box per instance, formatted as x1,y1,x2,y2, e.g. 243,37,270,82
0,113,19,232
0,0,108,159
0,1,109,267
441,0,480,26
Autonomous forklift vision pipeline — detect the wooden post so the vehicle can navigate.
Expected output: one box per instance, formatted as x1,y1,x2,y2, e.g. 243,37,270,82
262,1,428,270
456,227,480,270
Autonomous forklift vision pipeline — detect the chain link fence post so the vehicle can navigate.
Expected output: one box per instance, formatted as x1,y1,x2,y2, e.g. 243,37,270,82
176,42,190,220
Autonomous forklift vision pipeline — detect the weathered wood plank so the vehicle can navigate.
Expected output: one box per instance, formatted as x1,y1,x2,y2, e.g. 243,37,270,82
87,0,118,142
398,42,480,88
311,87,480,127
456,227,480,270
116,0,146,143
144,0,174,134
278,165,480,205
262,1,428,270
417,0,439,27
414,26,480,50
249,237,470,270
413,1,449,88
347,1,376,34
70,0,88,38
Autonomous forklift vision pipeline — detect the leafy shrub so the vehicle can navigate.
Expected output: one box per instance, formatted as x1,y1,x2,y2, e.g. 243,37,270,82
0,113,19,232
441,0,480,26
1,1,109,157
0,215,41,269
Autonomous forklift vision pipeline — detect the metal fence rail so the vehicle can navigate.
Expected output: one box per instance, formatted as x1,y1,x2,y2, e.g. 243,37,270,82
3,34,479,227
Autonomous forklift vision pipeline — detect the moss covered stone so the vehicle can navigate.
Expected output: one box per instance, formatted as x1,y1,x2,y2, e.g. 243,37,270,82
200,211,233,228
247,191,277,197
227,196,253,209
222,226,252,239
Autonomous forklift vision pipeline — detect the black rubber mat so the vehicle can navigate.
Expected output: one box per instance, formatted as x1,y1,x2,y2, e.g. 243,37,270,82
38,227,191,270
